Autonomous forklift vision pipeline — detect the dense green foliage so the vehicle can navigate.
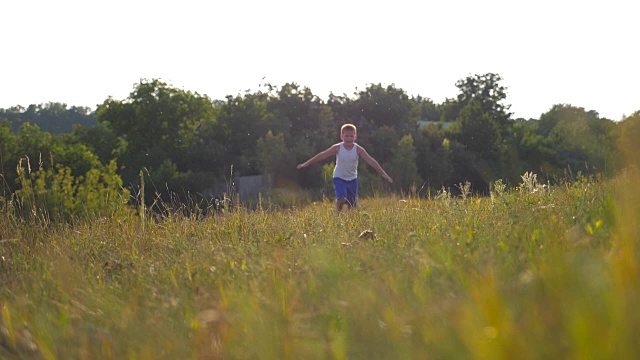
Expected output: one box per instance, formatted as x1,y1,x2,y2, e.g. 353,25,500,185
1,74,635,215
0,103,95,133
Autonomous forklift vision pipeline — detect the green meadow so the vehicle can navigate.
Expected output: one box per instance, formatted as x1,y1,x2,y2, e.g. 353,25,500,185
1,170,639,359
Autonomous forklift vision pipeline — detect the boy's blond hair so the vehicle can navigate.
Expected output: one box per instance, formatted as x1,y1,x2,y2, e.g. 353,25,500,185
341,123,357,135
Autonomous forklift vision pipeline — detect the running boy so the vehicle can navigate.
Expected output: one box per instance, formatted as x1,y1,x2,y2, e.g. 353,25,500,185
297,124,393,211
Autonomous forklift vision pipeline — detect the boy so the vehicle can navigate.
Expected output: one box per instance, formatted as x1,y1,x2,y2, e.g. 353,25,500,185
297,124,393,211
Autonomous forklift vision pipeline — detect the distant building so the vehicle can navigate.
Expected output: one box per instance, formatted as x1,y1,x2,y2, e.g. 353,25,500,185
205,173,273,198
417,120,451,129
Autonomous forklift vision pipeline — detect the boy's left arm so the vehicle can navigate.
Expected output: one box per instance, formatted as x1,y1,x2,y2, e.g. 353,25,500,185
358,146,393,183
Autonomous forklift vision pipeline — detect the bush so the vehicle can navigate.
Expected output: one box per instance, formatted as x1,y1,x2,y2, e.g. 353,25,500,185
13,159,132,222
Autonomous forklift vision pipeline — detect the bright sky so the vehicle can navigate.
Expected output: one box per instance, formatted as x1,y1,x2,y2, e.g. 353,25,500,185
1,0,638,120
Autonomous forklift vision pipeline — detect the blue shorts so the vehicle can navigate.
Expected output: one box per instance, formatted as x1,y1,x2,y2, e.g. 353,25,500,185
333,177,358,207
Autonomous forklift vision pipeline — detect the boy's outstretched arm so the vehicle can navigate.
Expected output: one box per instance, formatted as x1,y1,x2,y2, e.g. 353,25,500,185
297,144,339,169
358,146,393,183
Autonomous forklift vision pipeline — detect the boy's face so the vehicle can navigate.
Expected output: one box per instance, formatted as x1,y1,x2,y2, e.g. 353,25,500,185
341,130,357,144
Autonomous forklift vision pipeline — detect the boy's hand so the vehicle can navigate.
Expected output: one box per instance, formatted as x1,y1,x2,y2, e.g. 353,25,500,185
383,174,393,183
297,163,306,169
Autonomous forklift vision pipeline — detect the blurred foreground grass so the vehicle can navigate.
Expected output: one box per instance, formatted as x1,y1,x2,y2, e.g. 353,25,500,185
1,170,639,359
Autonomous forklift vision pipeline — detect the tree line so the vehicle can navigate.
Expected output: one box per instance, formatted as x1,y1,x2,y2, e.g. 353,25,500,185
1,73,639,218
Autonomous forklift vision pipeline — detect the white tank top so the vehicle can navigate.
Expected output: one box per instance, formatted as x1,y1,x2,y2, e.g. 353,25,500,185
333,142,359,180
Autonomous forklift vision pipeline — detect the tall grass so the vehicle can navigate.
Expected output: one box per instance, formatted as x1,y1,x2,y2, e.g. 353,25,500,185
0,170,638,359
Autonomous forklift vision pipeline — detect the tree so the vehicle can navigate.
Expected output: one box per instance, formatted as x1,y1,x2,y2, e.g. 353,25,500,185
445,99,504,189
413,128,454,190
214,92,272,176
617,111,640,170
440,98,462,123
456,99,502,160
454,73,512,129
257,130,290,178
414,95,441,122
442,73,517,189
0,103,95,134
537,104,617,176
390,134,422,191
15,123,54,163
263,83,337,188
95,79,218,193
509,118,557,178
353,84,420,135
367,126,399,164
266,83,334,149
0,122,18,194
73,122,125,164
96,79,214,155
50,133,103,178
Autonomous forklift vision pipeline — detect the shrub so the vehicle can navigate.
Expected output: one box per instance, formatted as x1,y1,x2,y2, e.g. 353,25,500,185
13,158,132,223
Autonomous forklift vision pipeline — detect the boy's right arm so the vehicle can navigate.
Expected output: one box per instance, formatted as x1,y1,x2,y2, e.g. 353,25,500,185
297,144,339,169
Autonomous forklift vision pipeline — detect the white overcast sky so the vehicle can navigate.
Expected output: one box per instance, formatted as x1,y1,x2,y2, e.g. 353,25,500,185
1,0,638,120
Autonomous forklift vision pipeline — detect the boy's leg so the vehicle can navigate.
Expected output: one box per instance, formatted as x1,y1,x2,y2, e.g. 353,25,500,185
333,178,349,211
336,197,348,211
345,178,358,208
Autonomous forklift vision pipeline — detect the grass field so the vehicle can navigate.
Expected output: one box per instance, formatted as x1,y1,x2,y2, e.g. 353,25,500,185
1,170,639,359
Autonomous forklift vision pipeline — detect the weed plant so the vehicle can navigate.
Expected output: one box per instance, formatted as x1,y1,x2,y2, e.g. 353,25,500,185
1,170,639,359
